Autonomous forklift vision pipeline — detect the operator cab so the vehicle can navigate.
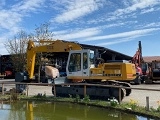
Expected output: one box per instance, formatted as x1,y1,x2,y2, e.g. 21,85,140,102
66,49,95,77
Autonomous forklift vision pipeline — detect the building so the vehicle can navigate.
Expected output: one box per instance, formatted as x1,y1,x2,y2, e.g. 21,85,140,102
0,44,133,79
0,55,14,78
143,56,160,63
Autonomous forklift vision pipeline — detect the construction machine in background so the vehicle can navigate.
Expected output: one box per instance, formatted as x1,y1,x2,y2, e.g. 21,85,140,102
131,41,160,84
15,39,137,101
131,41,150,84
144,60,160,83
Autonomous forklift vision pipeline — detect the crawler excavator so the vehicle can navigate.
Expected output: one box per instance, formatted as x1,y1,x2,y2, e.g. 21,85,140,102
131,41,150,84
15,39,137,101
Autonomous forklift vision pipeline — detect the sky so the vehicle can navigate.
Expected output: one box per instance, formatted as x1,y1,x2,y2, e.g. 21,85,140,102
0,0,160,57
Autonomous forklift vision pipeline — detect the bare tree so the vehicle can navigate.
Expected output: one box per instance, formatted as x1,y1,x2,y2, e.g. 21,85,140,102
4,23,55,83
31,23,55,82
4,30,29,72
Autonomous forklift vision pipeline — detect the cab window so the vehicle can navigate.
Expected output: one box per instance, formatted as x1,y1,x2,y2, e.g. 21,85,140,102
83,52,88,69
68,53,81,72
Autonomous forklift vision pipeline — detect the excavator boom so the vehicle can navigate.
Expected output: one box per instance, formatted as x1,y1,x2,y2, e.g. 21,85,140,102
27,40,82,79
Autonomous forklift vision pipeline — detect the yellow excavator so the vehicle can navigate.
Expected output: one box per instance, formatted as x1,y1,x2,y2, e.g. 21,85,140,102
15,39,137,100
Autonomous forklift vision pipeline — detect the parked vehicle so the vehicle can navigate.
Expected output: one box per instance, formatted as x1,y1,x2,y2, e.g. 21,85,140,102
15,39,137,100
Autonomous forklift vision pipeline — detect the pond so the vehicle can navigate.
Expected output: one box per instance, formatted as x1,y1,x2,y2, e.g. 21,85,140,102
0,101,155,120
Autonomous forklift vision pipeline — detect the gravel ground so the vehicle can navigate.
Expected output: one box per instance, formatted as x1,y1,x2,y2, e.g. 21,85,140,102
123,83,160,109
1,79,160,109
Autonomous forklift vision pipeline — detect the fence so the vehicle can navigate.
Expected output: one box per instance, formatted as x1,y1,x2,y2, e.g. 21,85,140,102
0,81,160,109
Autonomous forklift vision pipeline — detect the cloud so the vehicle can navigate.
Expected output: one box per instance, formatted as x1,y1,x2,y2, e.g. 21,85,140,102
53,0,104,23
0,37,9,55
138,22,160,29
53,27,101,40
141,7,154,14
51,20,138,41
0,10,22,31
0,0,47,54
0,0,46,30
11,0,45,13
97,0,160,22
124,0,160,12
96,34,146,46
0,45,8,55
0,0,46,36
141,6,160,14
80,28,160,42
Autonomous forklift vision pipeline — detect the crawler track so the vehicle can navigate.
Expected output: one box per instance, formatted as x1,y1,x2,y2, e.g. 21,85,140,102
52,84,126,101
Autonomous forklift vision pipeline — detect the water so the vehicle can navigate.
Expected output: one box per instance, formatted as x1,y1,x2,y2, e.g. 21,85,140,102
0,101,155,120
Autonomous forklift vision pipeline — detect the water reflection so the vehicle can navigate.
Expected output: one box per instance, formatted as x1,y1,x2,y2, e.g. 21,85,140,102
0,101,155,120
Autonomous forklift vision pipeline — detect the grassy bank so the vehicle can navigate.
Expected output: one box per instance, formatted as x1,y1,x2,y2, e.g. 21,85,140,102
0,94,160,119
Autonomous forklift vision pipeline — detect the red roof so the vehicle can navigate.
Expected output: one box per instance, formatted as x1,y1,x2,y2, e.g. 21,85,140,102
143,56,160,63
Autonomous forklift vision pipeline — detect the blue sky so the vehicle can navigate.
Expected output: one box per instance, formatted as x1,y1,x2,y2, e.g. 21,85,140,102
0,0,160,57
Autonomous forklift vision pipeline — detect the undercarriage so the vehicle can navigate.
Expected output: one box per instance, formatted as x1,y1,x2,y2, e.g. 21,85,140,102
52,77,132,101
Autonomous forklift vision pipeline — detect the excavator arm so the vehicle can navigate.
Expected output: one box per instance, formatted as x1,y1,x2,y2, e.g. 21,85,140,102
26,40,82,79
132,41,143,65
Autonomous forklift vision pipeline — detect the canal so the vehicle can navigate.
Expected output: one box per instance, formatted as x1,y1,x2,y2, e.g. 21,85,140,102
0,101,155,120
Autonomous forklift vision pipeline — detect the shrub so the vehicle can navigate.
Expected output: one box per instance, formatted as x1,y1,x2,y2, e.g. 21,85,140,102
129,99,138,110
82,95,90,104
108,97,119,107
74,94,81,102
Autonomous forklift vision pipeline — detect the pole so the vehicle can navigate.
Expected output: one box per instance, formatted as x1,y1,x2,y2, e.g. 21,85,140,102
146,96,149,111
84,85,86,97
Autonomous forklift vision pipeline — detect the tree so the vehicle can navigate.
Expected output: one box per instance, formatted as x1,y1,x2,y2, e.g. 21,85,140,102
30,23,55,82
4,23,55,83
4,30,29,72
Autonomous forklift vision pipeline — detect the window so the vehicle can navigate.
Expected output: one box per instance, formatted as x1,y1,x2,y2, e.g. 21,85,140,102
141,63,147,71
68,53,81,72
83,53,88,69
90,51,94,65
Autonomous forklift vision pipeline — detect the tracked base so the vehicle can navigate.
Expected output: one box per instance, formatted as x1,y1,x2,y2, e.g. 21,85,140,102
52,77,130,101
52,85,125,101
53,79,125,101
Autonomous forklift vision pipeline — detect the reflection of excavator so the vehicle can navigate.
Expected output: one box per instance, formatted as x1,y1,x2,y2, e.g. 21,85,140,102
6,101,138,120
15,39,137,100
26,101,138,120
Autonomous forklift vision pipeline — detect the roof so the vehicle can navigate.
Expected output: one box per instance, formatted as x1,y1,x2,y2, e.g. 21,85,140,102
143,56,160,63
80,43,132,60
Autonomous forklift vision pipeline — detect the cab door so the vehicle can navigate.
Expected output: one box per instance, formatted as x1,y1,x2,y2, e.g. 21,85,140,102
67,50,83,77
66,50,91,78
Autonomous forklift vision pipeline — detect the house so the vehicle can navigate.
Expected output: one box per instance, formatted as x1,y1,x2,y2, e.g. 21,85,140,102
143,56,160,63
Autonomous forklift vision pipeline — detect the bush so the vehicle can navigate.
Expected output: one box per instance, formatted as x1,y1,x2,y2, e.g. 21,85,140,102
108,97,119,107
82,95,90,104
74,94,81,102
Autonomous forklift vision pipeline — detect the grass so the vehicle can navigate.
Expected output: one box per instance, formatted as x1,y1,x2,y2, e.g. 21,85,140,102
0,94,160,119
